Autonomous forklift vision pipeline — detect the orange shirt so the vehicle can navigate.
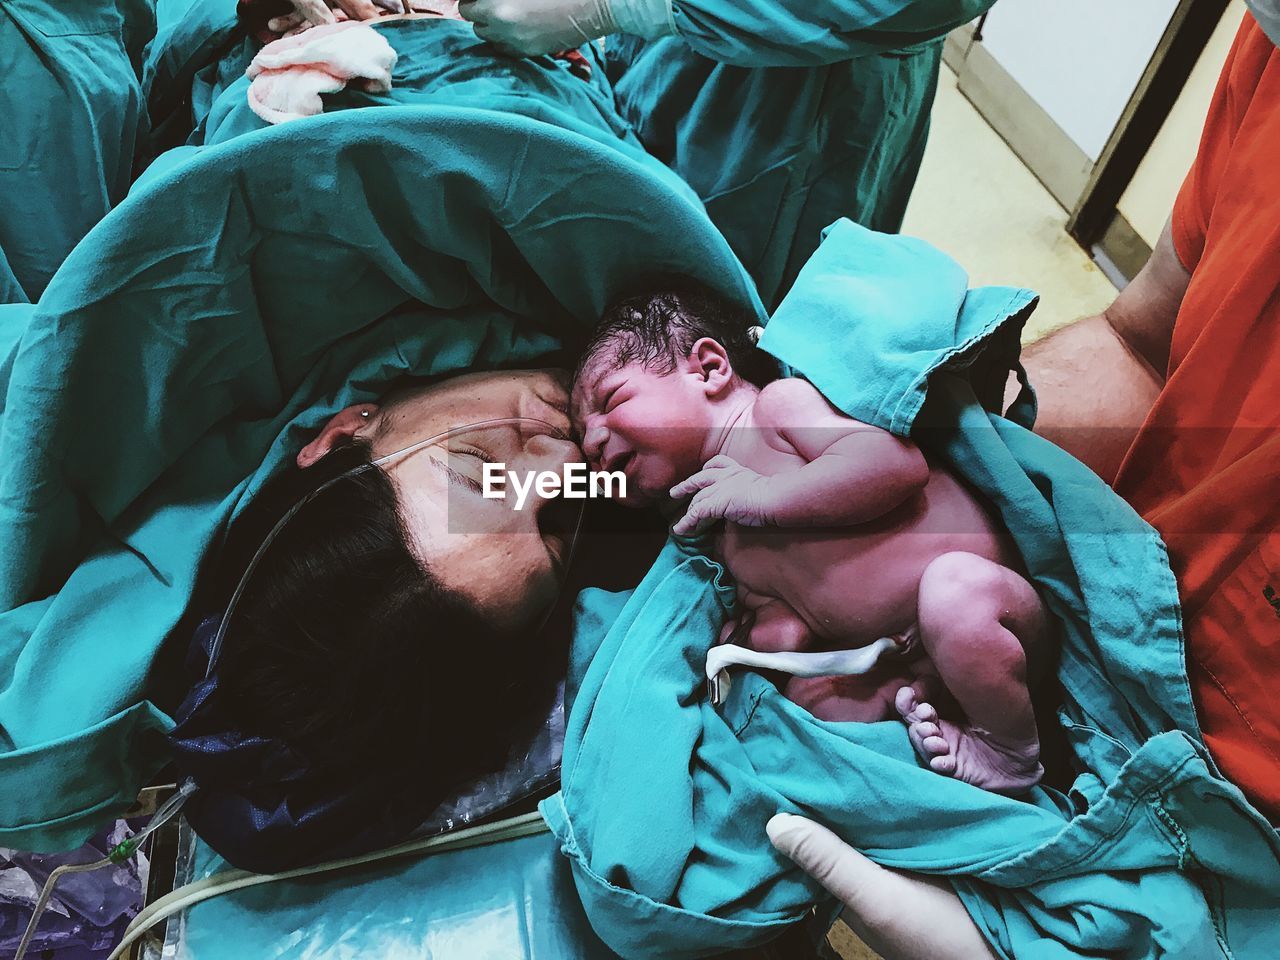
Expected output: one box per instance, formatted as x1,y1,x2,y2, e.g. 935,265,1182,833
1114,14,1280,821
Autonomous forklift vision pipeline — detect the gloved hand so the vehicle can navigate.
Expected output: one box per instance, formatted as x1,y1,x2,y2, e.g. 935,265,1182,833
262,1,407,38
766,814,1000,960
458,0,675,56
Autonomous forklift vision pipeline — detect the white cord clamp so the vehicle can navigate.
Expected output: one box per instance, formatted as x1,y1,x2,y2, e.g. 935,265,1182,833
706,637,899,706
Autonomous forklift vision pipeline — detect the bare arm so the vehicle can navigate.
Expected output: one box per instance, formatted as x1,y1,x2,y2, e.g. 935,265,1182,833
669,380,928,534
1011,217,1189,482
764,380,929,526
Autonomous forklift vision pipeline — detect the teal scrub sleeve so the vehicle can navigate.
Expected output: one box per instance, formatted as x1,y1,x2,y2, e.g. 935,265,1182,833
607,24,945,305
0,0,154,301
672,0,993,67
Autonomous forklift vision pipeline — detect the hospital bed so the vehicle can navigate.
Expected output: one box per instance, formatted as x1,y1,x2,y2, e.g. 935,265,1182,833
131,807,613,960
119,790,836,960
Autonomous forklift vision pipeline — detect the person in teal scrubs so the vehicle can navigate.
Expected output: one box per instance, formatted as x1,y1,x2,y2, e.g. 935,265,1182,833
0,0,156,303
274,0,993,307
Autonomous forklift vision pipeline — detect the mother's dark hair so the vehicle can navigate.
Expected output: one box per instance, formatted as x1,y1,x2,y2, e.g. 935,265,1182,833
208,439,559,794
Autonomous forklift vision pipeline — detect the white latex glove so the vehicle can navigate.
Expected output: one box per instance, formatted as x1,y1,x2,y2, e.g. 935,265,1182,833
458,0,675,56
767,814,1000,960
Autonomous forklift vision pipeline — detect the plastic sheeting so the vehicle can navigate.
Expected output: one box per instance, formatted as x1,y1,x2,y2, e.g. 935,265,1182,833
1,822,145,959
154,822,618,960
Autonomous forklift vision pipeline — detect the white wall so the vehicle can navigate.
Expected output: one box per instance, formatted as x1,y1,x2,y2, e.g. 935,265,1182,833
981,0,1182,161
1117,1,1246,245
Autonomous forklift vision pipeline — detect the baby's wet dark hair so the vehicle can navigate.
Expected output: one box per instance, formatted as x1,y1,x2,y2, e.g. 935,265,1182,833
580,279,779,387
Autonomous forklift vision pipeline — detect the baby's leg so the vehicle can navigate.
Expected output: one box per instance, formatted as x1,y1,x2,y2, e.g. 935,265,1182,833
896,551,1048,792
737,598,815,654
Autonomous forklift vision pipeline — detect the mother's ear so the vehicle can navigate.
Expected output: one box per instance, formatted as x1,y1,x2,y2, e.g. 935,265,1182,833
296,404,379,468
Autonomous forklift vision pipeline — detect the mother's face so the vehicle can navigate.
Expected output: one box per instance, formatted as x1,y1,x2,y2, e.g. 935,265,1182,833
300,369,584,631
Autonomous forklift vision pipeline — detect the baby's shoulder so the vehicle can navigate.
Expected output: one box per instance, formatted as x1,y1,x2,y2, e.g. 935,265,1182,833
756,376,824,410
754,377,858,425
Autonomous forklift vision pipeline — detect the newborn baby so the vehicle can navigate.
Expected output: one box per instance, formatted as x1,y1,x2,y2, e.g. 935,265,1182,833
571,285,1051,791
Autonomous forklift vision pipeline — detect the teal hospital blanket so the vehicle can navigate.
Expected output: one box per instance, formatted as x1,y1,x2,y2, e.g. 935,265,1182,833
0,13,763,851
0,0,155,302
545,220,1280,959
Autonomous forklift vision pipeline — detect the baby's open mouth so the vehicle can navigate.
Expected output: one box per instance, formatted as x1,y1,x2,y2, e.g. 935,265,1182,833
605,450,635,476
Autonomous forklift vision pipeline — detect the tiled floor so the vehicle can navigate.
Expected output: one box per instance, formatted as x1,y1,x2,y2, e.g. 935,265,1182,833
901,68,1118,343
827,63,1119,960
828,917,883,960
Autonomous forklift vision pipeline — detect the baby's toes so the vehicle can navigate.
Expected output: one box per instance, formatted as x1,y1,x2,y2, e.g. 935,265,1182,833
905,724,930,760
912,720,941,742
907,722,943,762
921,734,950,758
919,727,957,776
894,686,919,721
913,700,939,725
930,753,959,776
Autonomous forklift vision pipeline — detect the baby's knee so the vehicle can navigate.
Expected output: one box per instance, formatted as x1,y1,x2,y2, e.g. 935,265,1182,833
918,553,1036,658
919,551,1010,614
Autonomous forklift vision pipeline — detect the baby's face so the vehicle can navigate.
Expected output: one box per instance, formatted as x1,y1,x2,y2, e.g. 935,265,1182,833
571,356,713,505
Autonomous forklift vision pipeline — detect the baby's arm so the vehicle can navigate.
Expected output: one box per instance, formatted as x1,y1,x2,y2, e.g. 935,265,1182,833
758,379,928,526
672,379,928,533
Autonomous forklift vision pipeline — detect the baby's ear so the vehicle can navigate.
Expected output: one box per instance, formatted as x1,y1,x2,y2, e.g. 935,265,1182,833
688,337,734,394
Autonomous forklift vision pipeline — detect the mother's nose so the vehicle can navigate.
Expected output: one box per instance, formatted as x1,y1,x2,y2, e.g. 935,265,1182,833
525,433,585,476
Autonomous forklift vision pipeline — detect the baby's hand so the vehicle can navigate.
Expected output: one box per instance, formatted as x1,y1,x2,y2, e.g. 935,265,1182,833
670,456,776,535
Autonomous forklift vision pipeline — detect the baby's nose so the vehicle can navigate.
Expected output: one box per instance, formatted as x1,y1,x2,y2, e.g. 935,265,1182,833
581,419,608,467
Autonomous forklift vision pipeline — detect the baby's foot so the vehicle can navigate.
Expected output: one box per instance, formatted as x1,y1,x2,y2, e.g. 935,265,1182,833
895,687,1043,793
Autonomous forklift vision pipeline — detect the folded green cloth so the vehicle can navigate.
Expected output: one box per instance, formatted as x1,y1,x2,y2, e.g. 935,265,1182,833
547,219,1280,959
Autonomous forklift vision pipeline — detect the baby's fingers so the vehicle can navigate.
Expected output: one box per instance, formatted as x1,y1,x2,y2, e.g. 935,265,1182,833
671,490,727,536
703,454,740,470
333,0,384,19
672,510,713,536
670,471,717,500
671,504,710,536
670,458,741,499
